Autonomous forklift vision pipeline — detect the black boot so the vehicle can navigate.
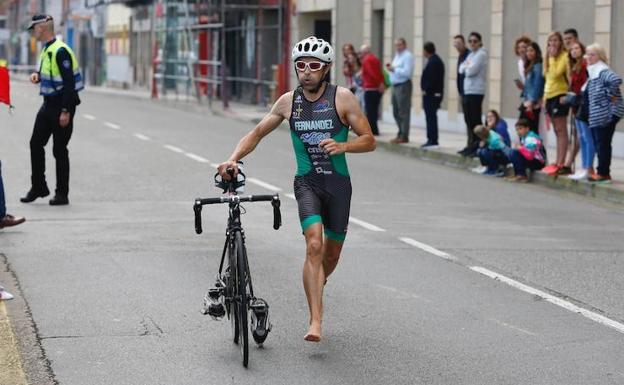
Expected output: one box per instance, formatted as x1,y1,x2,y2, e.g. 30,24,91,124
20,187,50,203
49,195,69,206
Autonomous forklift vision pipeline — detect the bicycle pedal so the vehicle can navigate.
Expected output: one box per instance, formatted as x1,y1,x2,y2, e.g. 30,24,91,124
203,302,225,319
208,288,221,300
250,298,271,342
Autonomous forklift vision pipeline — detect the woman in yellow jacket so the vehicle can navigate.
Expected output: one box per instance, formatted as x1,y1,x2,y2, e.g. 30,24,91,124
542,32,570,175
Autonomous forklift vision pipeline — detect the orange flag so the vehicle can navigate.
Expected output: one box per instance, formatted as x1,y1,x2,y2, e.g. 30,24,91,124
0,59,11,107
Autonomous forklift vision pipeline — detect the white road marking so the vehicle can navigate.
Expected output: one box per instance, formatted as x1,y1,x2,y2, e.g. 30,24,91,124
349,216,386,232
104,122,121,130
470,266,624,335
164,144,184,153
488,318,538,337
185,153,209,163
285,193,296,200
83,114,96,120
376,284,431,303
247,177,282,192
398,237,456,261
210,163,220,169
134,133,150,141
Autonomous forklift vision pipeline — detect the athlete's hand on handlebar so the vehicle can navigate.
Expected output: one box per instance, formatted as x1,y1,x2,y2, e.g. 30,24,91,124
217,160,239,180
319,139,347,156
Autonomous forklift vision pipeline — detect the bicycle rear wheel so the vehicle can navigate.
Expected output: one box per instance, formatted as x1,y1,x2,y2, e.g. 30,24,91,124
234,231,249,367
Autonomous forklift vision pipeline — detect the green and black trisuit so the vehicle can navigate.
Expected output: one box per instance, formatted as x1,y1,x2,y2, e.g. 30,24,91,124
289,83,352,242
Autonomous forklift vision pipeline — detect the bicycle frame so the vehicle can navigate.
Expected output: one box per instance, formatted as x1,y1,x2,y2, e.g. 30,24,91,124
217,200,255,301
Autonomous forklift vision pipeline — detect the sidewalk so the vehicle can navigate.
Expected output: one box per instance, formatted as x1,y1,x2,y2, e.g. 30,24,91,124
82,83,624,205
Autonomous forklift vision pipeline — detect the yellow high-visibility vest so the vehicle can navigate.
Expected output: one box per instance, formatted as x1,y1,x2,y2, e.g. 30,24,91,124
38,39,84,96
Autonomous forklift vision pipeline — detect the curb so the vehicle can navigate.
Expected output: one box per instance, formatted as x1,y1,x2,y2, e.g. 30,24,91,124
377,141,624,205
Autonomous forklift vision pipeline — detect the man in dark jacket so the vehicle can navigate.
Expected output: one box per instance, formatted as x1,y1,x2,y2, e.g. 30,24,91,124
421,42,445,147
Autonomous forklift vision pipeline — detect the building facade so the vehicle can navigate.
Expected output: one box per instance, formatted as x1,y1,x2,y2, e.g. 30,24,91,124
290,0,624,154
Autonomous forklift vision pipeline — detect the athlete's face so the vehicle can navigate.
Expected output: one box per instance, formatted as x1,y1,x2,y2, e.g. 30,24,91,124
296,57,330,91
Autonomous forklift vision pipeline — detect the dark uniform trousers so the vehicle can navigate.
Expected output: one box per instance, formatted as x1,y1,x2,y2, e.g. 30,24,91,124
30,101,75,196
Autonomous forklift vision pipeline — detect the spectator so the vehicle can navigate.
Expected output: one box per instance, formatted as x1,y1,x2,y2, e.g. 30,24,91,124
486,109,511,146
453,35,469,99
0,161,26,230
514,35,532,90
561,41,589,179
474,124,509,176
542,31,570,176
342,43,357,89
520,42,544,134
563,28,579,50
359,44,385,136
458,32,488,157
585,43,624,183
387,38,415,144
506,119,546,182
453,35,471,150
351,55,365,110
420,41,444,148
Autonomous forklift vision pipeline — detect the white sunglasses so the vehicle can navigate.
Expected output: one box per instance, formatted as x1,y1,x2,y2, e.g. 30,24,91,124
295,61,326,72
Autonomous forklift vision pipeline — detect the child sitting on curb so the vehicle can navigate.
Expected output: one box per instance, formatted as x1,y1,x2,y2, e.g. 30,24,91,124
474,125,509,176
505,118,546,182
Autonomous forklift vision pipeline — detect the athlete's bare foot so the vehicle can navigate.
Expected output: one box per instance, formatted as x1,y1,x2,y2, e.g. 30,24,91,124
304,322,322,342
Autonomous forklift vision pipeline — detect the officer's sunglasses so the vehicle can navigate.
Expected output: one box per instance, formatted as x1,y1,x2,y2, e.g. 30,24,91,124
295,61,325,72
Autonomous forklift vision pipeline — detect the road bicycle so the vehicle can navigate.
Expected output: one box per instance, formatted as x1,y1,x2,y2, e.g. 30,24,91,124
193,164,281,367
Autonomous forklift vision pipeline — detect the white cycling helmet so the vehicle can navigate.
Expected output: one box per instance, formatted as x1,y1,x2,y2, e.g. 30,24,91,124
291,36,335,63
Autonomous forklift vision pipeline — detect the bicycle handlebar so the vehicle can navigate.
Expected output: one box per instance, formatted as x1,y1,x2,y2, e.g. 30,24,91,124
193,194,281,234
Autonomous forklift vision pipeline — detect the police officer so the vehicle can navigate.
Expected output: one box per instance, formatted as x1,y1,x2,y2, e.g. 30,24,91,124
21,15,83,206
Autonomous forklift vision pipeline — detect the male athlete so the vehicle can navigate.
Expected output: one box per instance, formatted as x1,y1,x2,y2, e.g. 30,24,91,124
218,36,376,342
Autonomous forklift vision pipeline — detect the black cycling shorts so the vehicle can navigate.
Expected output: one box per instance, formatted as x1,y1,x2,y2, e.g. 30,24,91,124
546,94,570,117
293,175,352,242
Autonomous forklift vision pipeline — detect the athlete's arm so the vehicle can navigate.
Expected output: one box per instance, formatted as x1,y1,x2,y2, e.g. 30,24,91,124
320,86,376,155
218,92,292,178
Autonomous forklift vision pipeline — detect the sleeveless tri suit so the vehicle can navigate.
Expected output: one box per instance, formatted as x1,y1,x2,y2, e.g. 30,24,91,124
289,83,352,242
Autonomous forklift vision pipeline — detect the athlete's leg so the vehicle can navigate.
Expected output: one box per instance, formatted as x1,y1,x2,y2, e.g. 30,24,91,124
302,222,324,342
322,176,351,281
322,238,344,279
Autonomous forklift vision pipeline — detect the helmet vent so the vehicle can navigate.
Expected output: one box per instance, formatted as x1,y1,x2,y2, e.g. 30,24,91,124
323,47,330,54
312,44,318,51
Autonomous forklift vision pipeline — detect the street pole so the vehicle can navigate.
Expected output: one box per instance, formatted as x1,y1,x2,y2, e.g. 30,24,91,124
220,0,228,109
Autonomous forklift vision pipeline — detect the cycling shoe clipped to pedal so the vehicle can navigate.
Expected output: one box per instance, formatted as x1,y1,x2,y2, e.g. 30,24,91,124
202,286,225,319
250,298,271,345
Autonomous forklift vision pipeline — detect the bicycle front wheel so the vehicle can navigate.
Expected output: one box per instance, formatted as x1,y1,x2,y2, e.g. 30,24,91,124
228,235,239,344
235,231,250,368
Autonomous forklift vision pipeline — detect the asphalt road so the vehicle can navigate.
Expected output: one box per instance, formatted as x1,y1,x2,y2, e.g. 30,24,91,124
1,81,624,385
